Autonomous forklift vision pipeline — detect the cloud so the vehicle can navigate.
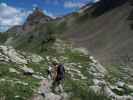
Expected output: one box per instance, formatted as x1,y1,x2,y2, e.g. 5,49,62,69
93,0,100,2
0,3,31,32
64,1,85,8
43,10,56,19
64,0,100,9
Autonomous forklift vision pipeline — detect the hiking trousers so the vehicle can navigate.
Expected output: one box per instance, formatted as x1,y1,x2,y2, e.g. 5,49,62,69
52,79,64,93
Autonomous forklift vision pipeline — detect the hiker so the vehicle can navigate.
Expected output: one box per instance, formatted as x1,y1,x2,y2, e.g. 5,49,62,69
50,60,65,93
56,64,65,93
47,61,58,80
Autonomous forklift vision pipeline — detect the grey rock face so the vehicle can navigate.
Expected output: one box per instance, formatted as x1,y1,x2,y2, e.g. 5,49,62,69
0,45,27,64
88,57,133,100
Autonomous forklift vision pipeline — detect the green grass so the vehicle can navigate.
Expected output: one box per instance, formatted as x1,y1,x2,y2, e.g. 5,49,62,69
63,49,91,63
27,62,48,77
0,33,8,44
64,77,110,100
0,63,40,100
105,65,128,84
0,81,33,100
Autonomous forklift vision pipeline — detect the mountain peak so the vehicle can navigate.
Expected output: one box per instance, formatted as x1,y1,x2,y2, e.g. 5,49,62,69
31,7,45,18
21,7,52,32
25,7,51,25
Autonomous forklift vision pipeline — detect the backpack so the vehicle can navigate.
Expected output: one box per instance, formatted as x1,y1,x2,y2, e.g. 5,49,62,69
57,64,65,80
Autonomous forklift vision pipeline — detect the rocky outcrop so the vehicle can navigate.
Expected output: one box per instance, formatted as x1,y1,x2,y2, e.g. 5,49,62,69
88,57,133,100
26,54,44,63
0,45,44,64
25,8,51,26
23,8,52,33
8,8,52,33
0,45,27,64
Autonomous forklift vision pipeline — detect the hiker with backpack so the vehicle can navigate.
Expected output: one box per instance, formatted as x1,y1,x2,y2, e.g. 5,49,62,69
49,60,65,93
55,63,65,92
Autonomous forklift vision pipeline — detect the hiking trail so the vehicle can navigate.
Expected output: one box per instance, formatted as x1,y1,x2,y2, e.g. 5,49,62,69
32,79,69,100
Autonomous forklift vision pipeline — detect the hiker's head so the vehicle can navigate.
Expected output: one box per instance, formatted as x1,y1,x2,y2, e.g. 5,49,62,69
51,58,59,66
51,59,59,66
52,61,58,66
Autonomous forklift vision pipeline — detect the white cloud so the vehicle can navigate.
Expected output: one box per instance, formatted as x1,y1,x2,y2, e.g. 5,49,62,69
0,3,31,32
64,0,100,9
93,0,100,2
64,1,85,8
43,10,56,19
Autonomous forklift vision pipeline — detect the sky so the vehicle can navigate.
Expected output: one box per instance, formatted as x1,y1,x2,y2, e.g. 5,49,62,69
0,0,98,32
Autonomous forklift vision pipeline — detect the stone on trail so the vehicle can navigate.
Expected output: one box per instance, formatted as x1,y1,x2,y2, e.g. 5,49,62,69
21,65,34,75
45,93,62,100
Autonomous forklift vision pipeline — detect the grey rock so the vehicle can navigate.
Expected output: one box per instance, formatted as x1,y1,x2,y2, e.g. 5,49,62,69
21,65,34,75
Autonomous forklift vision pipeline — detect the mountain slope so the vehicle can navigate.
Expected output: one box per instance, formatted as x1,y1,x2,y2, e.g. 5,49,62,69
0,41,113,100
1,39,133,100
62,0,133,66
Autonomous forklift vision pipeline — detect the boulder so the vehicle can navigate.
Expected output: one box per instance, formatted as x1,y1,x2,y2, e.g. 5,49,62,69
21,65,34,75
116,81,125,88
9,68,20,74
27,54,44,63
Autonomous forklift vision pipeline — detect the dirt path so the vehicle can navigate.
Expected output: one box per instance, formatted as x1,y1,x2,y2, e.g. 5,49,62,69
31,79,68,100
